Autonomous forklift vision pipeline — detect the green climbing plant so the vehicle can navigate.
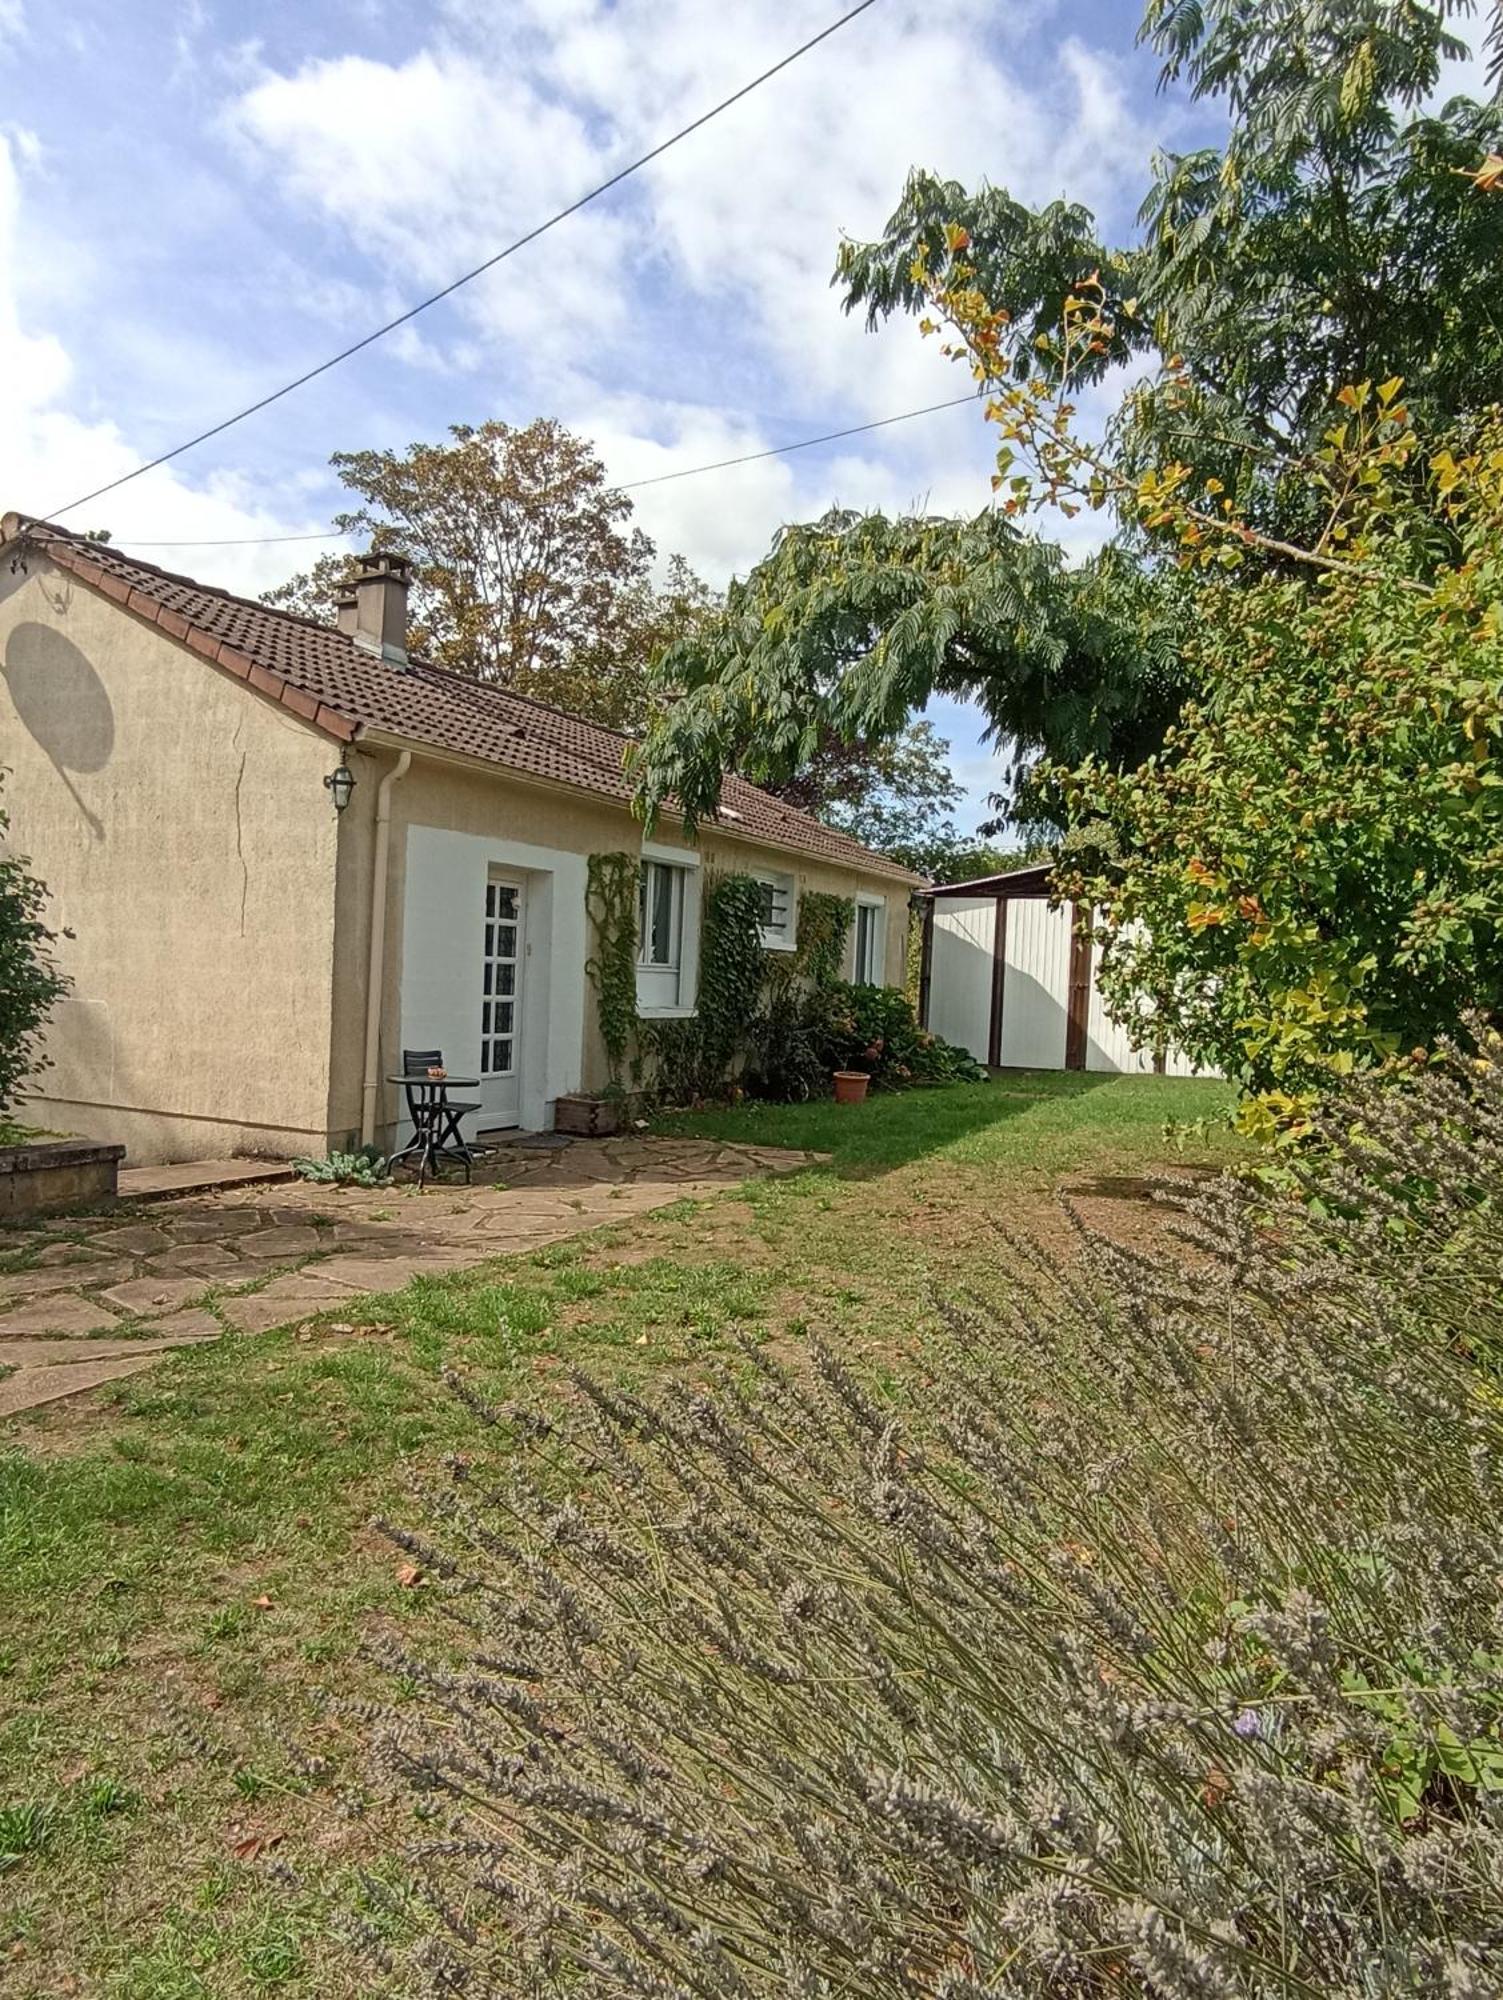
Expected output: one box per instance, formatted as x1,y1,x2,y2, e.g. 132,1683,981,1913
781,890,853,991
640,873,767,1105
747,892,855,1103
904,901,924,1009
585,852,639,1091
587,856,769,1105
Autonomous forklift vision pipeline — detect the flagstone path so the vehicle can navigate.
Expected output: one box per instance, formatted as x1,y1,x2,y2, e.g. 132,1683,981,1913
0,1135,821,1420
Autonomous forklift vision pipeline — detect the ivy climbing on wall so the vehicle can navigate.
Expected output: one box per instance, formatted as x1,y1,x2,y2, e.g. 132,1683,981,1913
784,890,854,991
585,851,639,1091
639,873,767,1105
586,860,885,1107
587,854,770,1105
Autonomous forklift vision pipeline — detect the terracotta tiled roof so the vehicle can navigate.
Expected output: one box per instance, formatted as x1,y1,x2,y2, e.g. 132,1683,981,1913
3,516,920,883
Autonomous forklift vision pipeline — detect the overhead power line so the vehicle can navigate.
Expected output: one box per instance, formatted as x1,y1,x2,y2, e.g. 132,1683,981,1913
48,0,883,522
617,393,980,490
112,391,983,549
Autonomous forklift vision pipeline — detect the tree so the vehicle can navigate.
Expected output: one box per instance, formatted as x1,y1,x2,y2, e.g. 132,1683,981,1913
631,0,1503,827
767,719,1033,881
0,772,69,1118
839,2,1503,539
266,420,716,730
630,509,1187,835
1054,395,1503,1136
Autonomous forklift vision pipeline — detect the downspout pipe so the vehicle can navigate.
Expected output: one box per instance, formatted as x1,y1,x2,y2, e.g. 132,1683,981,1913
360,750,411,1147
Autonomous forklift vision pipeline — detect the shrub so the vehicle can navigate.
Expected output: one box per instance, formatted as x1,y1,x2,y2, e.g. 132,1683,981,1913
1240,1021,1503,1373
291,1147,389,1187
1053,401,1503,1139
821,980,987,1089
364,1057,1503,1995
743,984,984,1100
742,984,837,1103
0,772,69,1118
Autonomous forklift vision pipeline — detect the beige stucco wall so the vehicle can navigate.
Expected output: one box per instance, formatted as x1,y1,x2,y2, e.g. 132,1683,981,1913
336,744,916,1147
0,556,342,1163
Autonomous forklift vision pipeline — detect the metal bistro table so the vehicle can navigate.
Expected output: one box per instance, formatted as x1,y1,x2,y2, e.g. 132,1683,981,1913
387,1073,480,1186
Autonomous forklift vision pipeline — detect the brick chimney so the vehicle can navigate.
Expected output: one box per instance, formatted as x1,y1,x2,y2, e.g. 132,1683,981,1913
351,550,411,663
335,592,359,636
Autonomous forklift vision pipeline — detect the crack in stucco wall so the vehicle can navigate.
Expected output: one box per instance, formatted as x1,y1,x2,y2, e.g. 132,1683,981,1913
231,725,248,934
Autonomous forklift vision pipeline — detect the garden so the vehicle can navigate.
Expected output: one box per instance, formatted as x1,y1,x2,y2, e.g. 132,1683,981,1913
3,2,1503,1994
1,1073,1233,1995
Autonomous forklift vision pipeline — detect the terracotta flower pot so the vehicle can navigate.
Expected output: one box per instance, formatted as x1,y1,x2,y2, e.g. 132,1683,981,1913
832,1070,871,1105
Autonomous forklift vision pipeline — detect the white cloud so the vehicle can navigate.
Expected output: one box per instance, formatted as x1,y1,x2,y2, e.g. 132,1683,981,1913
222,0,1165,571
227,46,633,376
0,133,336,598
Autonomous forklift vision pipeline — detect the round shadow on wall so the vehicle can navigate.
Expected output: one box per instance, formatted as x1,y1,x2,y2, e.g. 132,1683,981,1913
2,620,116,773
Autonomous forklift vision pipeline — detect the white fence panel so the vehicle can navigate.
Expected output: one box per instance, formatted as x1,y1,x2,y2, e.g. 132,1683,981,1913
999,899,1071,1069
1085,920,1154,1074
1085,974,1157,1073
928,899,995,1063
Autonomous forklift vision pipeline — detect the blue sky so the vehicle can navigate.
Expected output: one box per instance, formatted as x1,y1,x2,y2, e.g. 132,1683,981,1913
14,0,1480,832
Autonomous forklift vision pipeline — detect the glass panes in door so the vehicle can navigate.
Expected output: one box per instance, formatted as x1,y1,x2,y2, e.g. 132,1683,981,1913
481,878,522,1075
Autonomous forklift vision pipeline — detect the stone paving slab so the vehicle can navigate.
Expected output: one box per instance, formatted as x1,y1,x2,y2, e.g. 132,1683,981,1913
32,1240,116,1268
98,1276,214,1319
145,1242,247,1278
1,1136,822,1418
216,1292,322,1337
150,1307,226,1341
0,1293,124,1340
0,1332,216,1367
0,1353,159,1418
0,1263,132,1304
87,1224,173,1257
238,1226,326,1261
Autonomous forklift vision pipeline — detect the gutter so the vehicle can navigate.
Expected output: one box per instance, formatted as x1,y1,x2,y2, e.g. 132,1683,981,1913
359,749,412,1147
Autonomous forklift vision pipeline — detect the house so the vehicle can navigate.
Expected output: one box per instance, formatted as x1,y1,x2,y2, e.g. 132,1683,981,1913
0,517,919,1165
916,866,1209,1075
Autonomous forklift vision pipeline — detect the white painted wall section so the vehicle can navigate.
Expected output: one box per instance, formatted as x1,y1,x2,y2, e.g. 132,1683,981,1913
998,899,1071,1069
399,825,588,1135
1085,927,1157,1074
928,899,996,1062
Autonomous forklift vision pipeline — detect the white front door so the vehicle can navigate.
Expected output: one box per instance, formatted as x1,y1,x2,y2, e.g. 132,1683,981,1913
479,873,525,1129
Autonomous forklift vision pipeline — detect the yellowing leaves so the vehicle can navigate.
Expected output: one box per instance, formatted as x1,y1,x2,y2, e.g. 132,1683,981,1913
1462,152,1503,194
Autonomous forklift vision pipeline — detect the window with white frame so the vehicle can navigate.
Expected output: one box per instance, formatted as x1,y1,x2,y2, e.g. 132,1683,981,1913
852,895,886,985
636,845,701,1014
754,869,796,952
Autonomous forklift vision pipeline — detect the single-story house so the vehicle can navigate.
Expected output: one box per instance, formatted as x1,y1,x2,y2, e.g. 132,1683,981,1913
916,866,1209,1075
0,516,919,1164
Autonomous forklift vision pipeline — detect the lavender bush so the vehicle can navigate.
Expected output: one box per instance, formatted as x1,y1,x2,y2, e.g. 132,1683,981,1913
360,1048,1503,1997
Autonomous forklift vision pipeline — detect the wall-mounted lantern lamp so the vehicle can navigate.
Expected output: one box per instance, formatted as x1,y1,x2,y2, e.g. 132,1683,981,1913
323,755,356,813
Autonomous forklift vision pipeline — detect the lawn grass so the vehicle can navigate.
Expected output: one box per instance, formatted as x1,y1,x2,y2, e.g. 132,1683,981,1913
0,1071,1236,1997
656,1069,1236,1174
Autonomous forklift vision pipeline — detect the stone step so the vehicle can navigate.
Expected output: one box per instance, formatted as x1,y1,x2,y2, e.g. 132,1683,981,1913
118,1159,298,1202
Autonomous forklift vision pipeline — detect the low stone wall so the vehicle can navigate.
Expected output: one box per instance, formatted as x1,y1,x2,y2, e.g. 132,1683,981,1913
0,1139,126,1220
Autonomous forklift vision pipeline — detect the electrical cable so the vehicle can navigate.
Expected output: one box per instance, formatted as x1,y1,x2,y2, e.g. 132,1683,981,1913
46,0,883,520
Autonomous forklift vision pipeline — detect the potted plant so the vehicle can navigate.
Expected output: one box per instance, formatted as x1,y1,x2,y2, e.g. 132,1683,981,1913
832,1039,882,1105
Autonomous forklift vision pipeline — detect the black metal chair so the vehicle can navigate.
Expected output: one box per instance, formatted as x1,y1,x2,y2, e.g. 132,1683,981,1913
396,1048,480,1184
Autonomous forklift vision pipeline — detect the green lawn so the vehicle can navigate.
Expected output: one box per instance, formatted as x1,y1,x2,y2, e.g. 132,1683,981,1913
0,1072,1235,1997
657,1068,1234,1172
